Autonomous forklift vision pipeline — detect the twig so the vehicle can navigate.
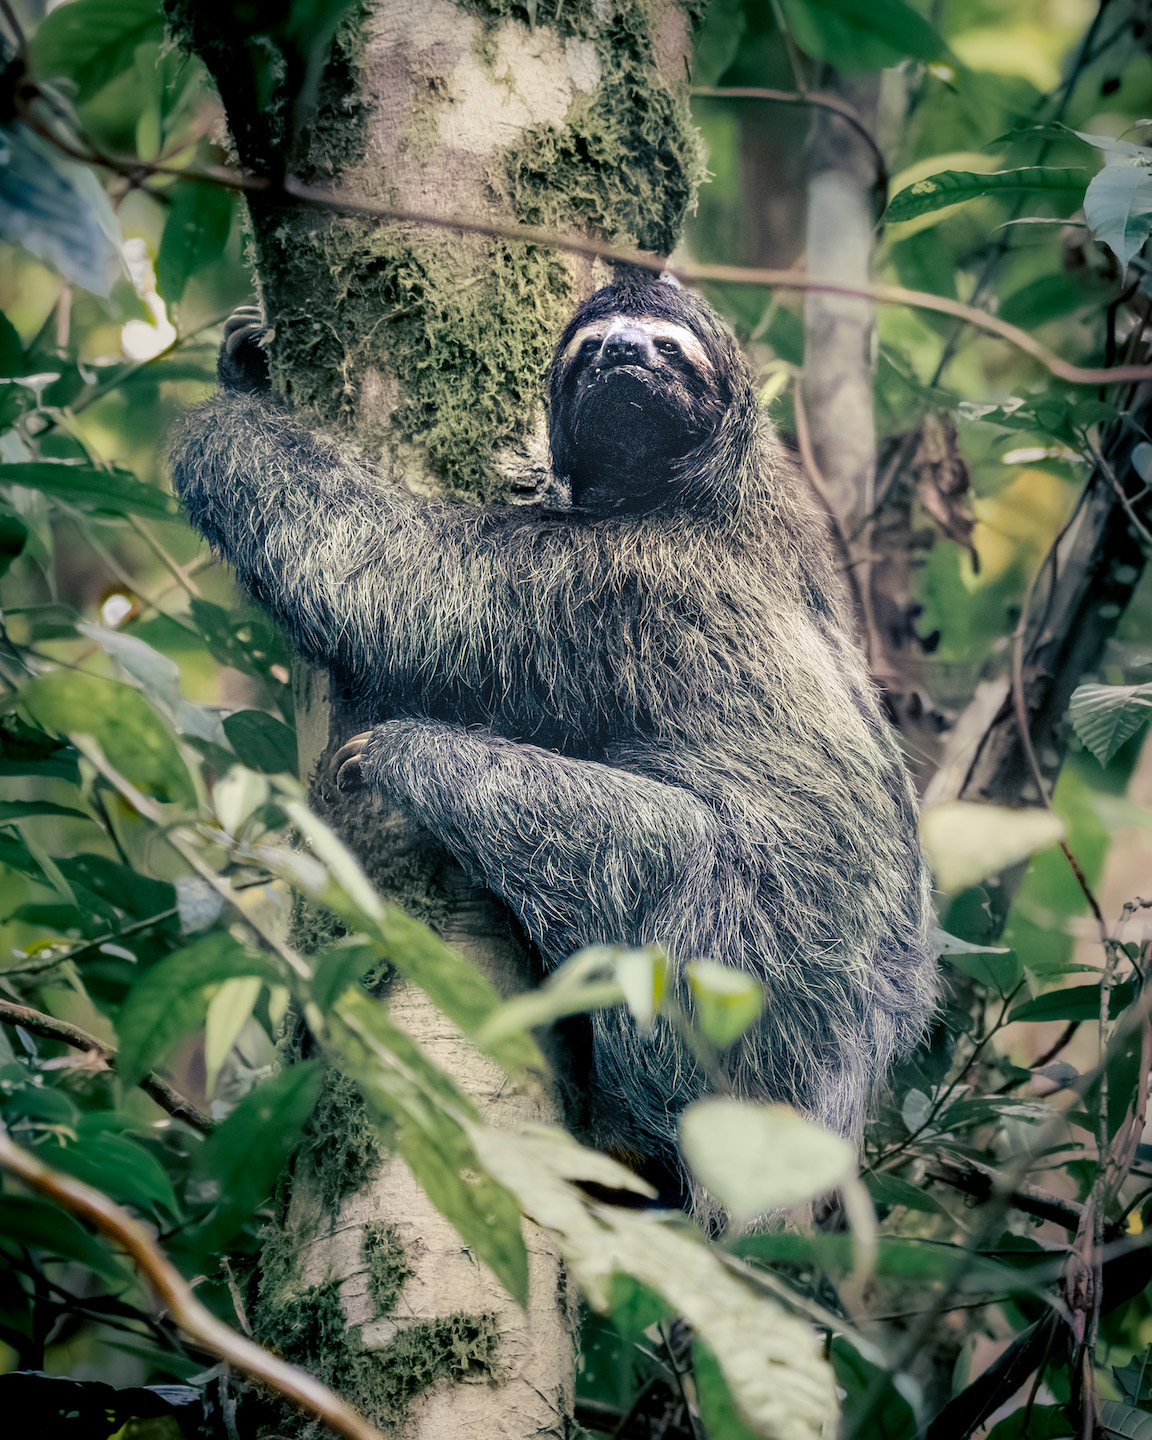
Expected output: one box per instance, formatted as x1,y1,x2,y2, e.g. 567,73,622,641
690,86,887,192
927,1163,1085,1232
0,1126,389,1440
0,1000,212,1133
7,83,1152,387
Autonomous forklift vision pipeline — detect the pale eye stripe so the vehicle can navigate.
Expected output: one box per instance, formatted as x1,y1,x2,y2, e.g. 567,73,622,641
561,323,609,361
562,317,712,374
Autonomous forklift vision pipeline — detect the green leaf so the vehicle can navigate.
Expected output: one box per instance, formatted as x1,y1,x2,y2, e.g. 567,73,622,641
1084,162,1152,268
1009,981,1134,1024
0,1195,126,1279
40,1131,178,1216
1101,1401,1152,1440
679,1099,855,1222
330,990,529,1305
0,124,123,296
1115,1346,1152,1410
777,0,945,71
0,511,27,577
204,975,263,1097
921,800,1065,894
1069,682,1152,766
986,1405,1073,1439
690,0,747,85
830,1337,917,1440
0,461,177,519
309,940,381,1014
685,959,764,1048
192,1062,322,1249
865,1171,950,1217
21,671,195,805
117,933,278,1087
29,0,165,100
222,709,298,774
156,181,235,305
0,800,90,823
55,854,175,920
693,1339,761,1440
885,168,1087,223
607,1274,670,1342
944,947,1022,992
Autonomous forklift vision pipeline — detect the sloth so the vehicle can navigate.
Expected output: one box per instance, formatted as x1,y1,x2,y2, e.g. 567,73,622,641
170,275,936,1200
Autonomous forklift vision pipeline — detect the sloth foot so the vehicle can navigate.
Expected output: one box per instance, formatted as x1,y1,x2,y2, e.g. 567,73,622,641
334,731,373,791
218,305,272,393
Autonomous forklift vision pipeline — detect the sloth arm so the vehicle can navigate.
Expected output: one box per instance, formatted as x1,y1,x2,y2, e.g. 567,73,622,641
169,390,496,692
351,718,732,965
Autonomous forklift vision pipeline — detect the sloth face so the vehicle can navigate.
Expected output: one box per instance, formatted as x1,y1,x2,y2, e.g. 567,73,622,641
548,286,732,514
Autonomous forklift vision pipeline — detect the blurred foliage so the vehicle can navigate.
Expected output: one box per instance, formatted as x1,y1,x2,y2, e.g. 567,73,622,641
0,1,1149,1438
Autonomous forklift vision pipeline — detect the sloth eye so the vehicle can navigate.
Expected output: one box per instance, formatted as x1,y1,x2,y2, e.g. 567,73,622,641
655,338,681,356
578,337,600,355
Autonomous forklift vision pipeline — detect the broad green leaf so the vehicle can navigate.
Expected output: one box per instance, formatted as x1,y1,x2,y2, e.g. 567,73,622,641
608,1274,670,1341
777,0,945,71
1069,682,1152,766
830,1338,917,1440
21,671,195,806
204,975,264,1097
333,990,529,1305
192,1062,322,1248
686,959,763,1047
0,125,123,296
733,1232,1034,1290
865,1171,950,1217
0,462,177,519
309,940,381,1014
272,805,542,1079
222,710,298,774
694,1339,761,1440
615,948,667,1031
1009,981,1133,1025
0,800,90,822
986,1405,1073,1440
56,854,175,920
945,946,1022,992
0,512,27,576
29,0,165,100
920,801,1065,894
40,1132,178,1216
885,168,1086,223
117,933,279,1087
156,181,235,305
1100,1401,1152,1440
690,0,747,85
0,1195,126,1280
1114,1346,1152,1408
679,1100,854,1223
213,766,271,835
1084,162,1152,267
469,1121,838,1439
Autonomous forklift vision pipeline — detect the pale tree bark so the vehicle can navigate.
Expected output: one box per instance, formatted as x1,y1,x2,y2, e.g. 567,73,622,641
166,2,701,1436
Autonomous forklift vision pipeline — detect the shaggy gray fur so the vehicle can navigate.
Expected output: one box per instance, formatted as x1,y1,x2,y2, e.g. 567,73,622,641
170,279,937,1186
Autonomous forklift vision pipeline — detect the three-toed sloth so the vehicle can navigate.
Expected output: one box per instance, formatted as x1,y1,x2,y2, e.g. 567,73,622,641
171,274,936,1202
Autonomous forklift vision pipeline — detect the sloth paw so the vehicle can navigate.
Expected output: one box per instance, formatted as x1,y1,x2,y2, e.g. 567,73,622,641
218,305,273,393
334,731,373,792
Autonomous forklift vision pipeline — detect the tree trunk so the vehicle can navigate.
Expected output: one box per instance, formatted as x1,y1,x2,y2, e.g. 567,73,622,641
165,1,702,1434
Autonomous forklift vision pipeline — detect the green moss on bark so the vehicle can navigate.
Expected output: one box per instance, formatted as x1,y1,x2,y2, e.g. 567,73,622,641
254,1228,499,1433
493,5,704,254
362,1221,413,1314
255,224,572,498
300,1067,387,1213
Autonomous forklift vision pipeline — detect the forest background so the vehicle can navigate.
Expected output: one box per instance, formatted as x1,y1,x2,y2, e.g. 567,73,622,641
1,1,1152,1438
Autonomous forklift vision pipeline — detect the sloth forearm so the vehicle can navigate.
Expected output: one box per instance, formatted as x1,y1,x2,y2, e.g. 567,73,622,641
168,392,476,686
357,719,729,961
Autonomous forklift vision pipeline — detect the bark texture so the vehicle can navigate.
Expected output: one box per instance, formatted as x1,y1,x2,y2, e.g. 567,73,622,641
166,2,701,1434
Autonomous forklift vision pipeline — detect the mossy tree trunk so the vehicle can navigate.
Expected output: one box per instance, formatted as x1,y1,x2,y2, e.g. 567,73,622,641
165,1,702,1434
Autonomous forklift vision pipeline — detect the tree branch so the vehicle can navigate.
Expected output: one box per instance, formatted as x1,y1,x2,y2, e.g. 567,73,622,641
0,1001,212,1134
0,1127,389,1440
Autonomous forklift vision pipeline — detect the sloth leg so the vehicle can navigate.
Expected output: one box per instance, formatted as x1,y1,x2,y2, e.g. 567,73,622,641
335,718,727,963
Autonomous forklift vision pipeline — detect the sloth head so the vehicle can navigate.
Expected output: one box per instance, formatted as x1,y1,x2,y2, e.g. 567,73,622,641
548,276,751,515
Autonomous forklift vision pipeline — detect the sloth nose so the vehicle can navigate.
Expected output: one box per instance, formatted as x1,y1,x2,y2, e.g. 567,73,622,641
599,327,655,367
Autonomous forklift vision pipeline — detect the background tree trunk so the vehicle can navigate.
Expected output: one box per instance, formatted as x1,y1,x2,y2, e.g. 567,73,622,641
165,1,702,1434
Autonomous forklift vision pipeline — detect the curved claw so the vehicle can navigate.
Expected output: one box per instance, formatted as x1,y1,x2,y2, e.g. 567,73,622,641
334,731,374,791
